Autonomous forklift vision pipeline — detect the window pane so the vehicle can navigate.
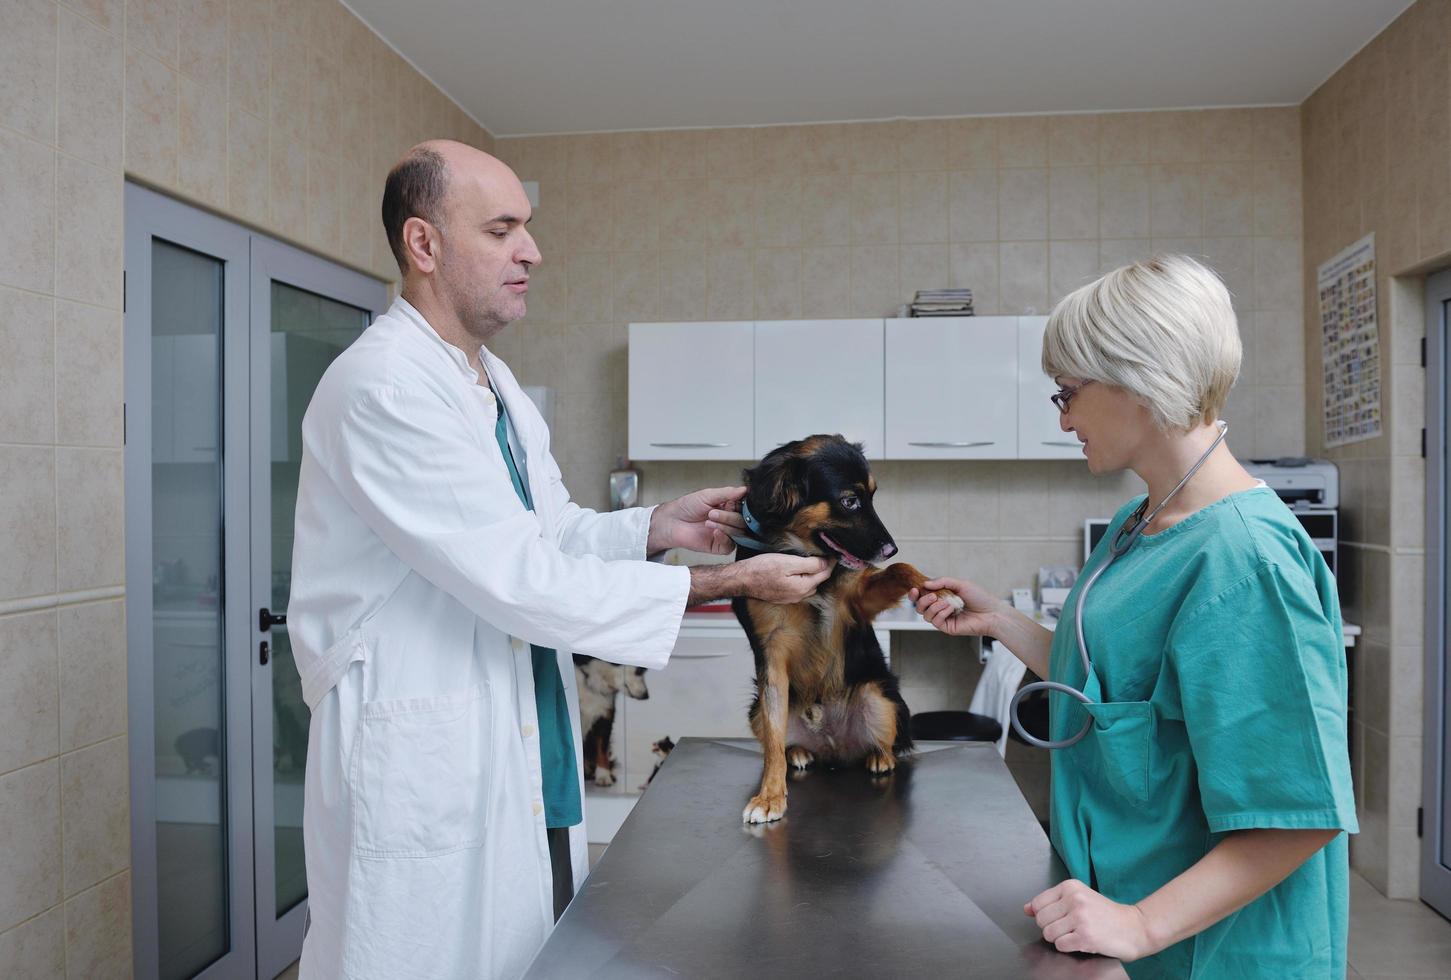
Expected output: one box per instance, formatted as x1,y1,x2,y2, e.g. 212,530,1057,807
150,239,229,980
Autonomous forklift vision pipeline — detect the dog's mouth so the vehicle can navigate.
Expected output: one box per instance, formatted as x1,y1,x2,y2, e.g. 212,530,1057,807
818,532,870,570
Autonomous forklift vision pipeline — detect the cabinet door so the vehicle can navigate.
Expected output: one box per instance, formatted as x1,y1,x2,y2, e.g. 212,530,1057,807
884,317,1018,458
754,319,885,458
628,322,754,460
1017,316,1082,459
619,636,757,790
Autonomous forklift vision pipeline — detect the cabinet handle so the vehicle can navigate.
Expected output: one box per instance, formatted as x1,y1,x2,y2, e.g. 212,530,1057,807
1040,440,1080,447
907,440,994,448
650,442,730,448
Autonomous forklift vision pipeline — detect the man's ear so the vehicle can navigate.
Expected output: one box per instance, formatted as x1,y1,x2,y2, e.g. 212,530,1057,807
403,216,439,274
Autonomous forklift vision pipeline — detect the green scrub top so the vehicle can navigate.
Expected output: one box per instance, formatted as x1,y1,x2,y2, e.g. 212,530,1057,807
1046,487,1357,979
493,396,582,830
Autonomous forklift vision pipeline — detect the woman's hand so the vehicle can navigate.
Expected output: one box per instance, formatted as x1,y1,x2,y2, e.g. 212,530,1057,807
909,577,1006,638
1025,879,1158,962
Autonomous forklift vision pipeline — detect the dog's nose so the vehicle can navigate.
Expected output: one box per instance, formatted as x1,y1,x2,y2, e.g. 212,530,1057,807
638,691,650,700
878,542,898,560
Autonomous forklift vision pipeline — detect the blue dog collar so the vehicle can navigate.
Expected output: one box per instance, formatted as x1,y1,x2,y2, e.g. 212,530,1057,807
728,499,772,551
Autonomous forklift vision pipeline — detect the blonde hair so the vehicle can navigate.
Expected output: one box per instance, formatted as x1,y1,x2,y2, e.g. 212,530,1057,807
1041,254,1242,431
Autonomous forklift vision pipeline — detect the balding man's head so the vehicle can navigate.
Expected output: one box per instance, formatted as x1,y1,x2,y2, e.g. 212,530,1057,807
381,141,529,277
383,140,541,340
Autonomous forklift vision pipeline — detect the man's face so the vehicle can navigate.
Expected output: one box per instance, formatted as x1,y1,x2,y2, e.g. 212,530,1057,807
435,163,542,340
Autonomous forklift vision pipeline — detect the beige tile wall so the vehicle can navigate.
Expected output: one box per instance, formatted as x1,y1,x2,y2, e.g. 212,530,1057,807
1302,0,1449,900
494,108,1305,515
0,0,489,972
489,108,1304,722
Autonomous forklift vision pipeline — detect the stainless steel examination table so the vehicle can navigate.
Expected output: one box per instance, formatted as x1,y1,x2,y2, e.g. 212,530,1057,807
523,738,1126,979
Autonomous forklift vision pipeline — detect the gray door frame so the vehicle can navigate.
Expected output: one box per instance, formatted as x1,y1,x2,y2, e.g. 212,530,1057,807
125,183,256,980
126,182,389,977
247,237,387,980
1424,267,1451,919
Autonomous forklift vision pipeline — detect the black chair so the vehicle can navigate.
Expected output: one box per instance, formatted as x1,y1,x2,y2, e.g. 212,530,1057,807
910,710,1002,743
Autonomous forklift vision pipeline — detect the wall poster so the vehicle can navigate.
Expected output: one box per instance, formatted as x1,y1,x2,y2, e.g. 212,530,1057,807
1318,232,1380,448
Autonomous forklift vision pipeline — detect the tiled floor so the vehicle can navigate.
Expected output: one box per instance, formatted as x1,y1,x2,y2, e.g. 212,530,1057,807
273,869,1449,979
1347,872,1451,979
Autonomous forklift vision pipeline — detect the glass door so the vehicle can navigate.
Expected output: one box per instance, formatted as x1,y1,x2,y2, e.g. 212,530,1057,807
126,184,255,980
1425,270,1451,921
248,239,385,979
126,183,388,978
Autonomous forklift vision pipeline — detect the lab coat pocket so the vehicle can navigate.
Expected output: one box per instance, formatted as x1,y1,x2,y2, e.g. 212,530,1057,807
353,684,492,858
1083,700,1154,807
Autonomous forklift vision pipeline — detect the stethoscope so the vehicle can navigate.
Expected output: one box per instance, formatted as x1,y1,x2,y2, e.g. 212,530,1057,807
1008,419,1230,750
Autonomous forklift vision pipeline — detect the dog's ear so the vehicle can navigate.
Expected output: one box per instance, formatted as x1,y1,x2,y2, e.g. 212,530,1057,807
744,449,805,523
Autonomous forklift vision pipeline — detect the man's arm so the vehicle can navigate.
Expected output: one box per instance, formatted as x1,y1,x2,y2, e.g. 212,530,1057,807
311,386,690,668
687,555,833,606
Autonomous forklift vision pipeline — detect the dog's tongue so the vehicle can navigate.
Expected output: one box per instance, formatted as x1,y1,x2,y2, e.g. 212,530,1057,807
819,533,868,569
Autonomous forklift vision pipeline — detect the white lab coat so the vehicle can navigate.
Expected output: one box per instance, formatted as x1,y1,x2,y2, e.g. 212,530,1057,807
289,297,690,980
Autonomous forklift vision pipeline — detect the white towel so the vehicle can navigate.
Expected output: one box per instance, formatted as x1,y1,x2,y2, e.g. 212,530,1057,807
968,642,1029,758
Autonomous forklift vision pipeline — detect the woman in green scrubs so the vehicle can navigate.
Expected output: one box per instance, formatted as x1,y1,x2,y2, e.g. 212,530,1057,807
914,254,1357,979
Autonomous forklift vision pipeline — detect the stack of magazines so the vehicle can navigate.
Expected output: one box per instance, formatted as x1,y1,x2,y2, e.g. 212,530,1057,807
909,288,974,316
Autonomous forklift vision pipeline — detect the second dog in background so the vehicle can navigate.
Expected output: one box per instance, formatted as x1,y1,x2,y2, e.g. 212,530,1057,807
574,655,649,787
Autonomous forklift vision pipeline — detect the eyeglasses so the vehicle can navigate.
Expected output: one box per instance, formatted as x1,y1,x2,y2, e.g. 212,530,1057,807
1050,379,1093,414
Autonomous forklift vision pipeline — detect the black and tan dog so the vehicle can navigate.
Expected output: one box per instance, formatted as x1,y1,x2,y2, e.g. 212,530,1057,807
732,434,962,823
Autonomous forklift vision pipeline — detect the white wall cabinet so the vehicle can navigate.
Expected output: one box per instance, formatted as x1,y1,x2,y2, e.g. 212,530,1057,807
754,319,885,458
884,316,1019,459
1016,316,1084,460
628,317,1076,460
628,321,754,460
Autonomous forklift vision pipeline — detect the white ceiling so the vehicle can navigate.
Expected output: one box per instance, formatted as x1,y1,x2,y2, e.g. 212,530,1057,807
343,0,1414,137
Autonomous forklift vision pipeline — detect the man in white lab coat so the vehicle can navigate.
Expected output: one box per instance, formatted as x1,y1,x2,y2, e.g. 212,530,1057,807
289,140,831,980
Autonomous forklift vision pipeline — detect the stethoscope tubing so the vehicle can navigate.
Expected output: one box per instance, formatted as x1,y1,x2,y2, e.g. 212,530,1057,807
1008,420,1229,751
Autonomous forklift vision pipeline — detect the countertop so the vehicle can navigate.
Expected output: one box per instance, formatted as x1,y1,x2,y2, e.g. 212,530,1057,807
525,738,1125,979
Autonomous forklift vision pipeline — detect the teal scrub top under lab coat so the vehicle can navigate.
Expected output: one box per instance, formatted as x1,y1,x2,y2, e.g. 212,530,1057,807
493,395,582,830
1046,487,1358,979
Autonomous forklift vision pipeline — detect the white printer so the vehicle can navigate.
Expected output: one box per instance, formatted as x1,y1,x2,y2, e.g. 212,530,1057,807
1243,457,1339,510
1243,457,1340,582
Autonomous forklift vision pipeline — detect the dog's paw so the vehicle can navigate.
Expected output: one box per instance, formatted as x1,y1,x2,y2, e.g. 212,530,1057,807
934,589,966,611
593,768,616,787
786,746,815,770
743,791,787,823
865,749,897,774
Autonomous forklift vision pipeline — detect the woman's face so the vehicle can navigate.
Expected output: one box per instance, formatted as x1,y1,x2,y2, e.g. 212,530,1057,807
1054,377,1154,475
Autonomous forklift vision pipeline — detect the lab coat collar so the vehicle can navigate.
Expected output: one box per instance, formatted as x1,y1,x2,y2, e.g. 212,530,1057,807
393,295,494,387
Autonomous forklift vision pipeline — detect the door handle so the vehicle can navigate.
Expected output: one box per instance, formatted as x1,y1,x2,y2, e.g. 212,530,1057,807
907,441,994,448
649,442,730,448
1040,440,1080,447
258,607,287,632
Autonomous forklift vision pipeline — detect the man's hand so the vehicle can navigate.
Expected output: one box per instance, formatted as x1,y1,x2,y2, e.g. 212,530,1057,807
688,555,834,606
1024,879,1157,962
648,486,750,555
